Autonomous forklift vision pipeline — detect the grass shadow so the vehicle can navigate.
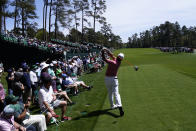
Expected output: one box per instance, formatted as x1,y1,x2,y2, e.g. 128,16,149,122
73,108,120,120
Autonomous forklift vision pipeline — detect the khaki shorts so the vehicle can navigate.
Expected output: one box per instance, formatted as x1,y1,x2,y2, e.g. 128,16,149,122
41,99,61,113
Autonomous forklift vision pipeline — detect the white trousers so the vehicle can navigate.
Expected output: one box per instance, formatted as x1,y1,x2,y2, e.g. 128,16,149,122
105,76,122,108
22,114,47,131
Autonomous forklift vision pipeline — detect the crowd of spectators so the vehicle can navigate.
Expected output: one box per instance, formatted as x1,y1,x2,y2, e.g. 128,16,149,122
0,50,104,130
156,47,194,53
0,32,103,56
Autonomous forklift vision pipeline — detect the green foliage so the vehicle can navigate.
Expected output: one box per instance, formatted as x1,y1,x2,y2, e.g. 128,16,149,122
90,0,107,30
26,22,38,38
127,21,196,48
66,27,123,48
35,29,48,40
50,31,67,41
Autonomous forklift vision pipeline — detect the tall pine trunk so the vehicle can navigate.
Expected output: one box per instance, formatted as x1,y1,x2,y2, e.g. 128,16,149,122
3,12,6,33
0,15,1,34
93,2,96,43
0,4,2,33
54,5,58,39
81,7,84,43
48,0,52,40
45,0,48,41
14,0,18,32
93,2,96,33
22,2,25,37
43,4,45,40
74,9,78,42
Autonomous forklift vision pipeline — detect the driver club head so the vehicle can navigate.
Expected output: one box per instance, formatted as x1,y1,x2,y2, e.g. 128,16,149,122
134,66,139,71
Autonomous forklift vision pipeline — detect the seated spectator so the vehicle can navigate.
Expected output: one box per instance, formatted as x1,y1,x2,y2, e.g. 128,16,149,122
54,74,75,106
0,104,27,131
38,73,71,124
63,73,92,91
0,83,5,113
5,94,47,131
62,74,79,95
13,72,24,102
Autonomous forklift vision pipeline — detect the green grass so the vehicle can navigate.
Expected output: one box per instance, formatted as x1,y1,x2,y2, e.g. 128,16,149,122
2,48,196,131
94,48,196,131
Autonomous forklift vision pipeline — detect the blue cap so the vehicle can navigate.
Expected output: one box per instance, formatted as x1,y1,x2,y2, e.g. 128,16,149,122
7,68,12,73
62,73,67,78
3,104,15,116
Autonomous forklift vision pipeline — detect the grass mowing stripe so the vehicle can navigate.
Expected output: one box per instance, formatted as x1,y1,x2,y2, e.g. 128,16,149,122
94,62,196,131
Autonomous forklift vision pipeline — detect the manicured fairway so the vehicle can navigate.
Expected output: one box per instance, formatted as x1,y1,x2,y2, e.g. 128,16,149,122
2,48,196,131
94,48,196,131
47,48,196,131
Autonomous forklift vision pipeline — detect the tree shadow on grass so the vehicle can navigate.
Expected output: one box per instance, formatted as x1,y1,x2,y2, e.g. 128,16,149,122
73,108,120,120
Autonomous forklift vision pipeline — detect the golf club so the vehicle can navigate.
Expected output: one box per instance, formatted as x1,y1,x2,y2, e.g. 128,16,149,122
101,48,139,71
124,60,139,71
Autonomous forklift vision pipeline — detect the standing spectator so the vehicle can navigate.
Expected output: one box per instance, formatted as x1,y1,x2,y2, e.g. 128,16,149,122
12,72,24,103
6,68,15,95
29,65,38,103
21,64,32,104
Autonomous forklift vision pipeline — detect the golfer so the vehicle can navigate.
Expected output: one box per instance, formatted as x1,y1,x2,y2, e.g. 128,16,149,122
101,48,124,116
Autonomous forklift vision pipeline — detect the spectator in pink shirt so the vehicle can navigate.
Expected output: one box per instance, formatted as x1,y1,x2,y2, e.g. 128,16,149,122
101,48,124,116
0,104,26,131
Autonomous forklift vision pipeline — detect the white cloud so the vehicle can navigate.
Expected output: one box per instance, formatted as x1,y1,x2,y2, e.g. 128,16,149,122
105,0,196,42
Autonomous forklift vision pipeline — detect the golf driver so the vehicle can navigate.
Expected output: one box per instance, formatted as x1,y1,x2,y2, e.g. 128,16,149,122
124,60,139,71
101,48,139,71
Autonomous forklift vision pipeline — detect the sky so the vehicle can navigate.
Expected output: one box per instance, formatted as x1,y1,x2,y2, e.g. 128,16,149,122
6,0,196,43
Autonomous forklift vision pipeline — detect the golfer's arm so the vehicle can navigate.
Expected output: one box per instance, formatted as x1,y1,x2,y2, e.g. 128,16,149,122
106,49,115,60
43,101,54,113
101,50,107,62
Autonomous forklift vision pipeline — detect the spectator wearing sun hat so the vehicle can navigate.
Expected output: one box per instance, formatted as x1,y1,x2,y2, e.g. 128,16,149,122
0,104,27,131
6,94,47,131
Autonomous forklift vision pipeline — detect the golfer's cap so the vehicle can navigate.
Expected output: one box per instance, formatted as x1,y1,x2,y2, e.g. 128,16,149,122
118,53,124,59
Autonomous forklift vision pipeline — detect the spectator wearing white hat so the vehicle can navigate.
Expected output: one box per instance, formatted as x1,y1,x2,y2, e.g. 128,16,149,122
101,48,124,116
